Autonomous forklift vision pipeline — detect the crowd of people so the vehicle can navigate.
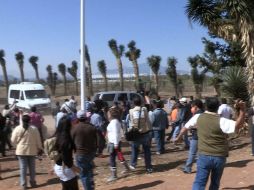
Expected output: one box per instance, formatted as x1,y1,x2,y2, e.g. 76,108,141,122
0,93,249,190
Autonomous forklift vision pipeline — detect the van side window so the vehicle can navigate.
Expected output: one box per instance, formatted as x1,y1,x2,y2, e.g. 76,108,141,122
20,92,24,100
10,90,20,99
118,93,128,101
102,94,115,101
130,93,139,101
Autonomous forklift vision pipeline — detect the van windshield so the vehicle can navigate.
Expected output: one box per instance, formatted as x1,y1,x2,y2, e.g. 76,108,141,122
25,90,47,99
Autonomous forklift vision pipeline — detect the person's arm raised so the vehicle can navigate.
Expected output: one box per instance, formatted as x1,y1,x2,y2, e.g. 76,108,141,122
234,101,246,133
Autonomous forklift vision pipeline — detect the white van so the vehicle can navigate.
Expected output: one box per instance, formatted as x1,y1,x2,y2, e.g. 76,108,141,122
8,82,51,110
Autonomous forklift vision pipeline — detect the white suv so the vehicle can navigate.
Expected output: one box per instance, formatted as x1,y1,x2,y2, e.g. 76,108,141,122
93,91,143,107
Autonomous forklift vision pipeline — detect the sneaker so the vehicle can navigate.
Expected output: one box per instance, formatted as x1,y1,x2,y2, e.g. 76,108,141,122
182,169,191,174
146,168,153,173
107,176,117,182
156,152,161,155
129,165,136,170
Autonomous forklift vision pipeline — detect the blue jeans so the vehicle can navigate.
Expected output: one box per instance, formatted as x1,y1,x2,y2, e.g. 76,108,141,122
76,154,95,190
153,130,165,153
184,139,198,172
18,156,36,187
172,125,181,140
192,154,226,190
130,133,152,169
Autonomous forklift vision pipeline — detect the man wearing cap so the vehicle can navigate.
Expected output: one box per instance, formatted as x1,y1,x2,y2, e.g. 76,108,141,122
178,97,192,149
72,110,97,190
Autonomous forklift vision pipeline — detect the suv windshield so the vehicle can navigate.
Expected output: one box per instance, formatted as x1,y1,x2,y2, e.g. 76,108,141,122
25,90,47,99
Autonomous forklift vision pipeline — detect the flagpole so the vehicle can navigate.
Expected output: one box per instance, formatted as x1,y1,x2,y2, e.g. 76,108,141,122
80,0,86,110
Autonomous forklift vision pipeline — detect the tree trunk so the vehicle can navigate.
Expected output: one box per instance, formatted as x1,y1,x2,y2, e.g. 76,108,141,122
174,86,179,98
63,76,67,96
35,69,40,83
214,84,221,97
155,73,159,93
1,65,9,96
117,58,124,91
53,80,56,96
103,75,108,91
75,79,79,96
87,62,93,96
19,65,25,82
132,60,139,89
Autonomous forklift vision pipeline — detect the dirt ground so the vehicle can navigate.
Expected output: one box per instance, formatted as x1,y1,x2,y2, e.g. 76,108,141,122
0,112,254,190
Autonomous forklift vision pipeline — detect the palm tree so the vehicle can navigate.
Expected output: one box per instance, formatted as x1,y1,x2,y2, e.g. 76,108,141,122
85,45,93,96
185,0,254,101
58,63,67,96
166,57,179,97
147,55,161,93
108,39,125,91
15,52,25,82
46,65,55,95
28,56,40,82
125,40,141,89
97,60,108,91
0,49,9,95
188,55,206,98
68,60,79,95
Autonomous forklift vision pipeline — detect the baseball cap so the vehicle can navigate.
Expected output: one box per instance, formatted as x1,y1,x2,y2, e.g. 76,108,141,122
77,110,86,119
180,97,187,103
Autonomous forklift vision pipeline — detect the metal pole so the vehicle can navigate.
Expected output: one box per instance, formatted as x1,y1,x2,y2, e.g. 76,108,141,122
80,0,86,110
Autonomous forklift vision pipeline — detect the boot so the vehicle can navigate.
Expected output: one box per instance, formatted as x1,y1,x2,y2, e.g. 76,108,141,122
107,167,117,182
121,161,130,174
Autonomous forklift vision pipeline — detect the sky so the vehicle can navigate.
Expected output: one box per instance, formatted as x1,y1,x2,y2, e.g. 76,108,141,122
0,0,210,79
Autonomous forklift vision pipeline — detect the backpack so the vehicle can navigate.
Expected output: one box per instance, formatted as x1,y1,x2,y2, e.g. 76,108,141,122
44,137,61,162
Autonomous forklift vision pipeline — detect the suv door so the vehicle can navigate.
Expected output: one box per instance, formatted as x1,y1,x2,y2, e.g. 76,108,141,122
101,93,115,107
117,93,128,102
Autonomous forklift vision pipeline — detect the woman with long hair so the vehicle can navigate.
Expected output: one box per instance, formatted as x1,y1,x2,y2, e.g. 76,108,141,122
53,116,79,190
11,113,42,190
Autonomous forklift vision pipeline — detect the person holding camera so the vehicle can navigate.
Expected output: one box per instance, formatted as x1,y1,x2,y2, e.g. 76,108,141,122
181,97,245,190
11,112,43,190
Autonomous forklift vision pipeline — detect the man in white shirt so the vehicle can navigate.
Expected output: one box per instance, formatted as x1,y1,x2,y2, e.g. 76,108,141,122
217,98,233,119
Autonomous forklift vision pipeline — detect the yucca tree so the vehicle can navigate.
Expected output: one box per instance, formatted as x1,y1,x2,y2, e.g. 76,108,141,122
68,60,79,95
15,52,25,82
0,49,9,95
28,56,40,82
125,40,141,88
85,45,93,96
108,39,125,91
221,66,249,102
147,55,161,93
188,55,206,98
185,0,253,101
166,57,179,98
97,60,108,91
58,63,67,96
46,65,55,95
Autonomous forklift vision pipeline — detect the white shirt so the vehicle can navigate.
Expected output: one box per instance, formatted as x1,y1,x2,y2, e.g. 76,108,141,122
217,104,233,119
184,111,236,134
107,119,123,147
56,112,66,128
